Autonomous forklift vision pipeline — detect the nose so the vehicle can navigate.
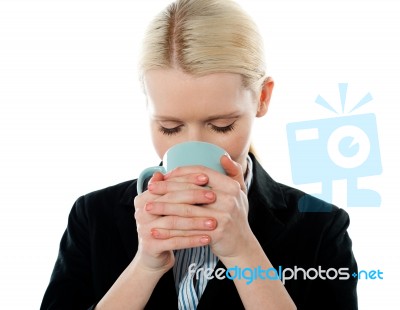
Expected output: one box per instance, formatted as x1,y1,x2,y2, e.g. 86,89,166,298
187,127,204,142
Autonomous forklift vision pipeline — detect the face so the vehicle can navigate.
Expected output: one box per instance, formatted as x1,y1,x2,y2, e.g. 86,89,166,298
144,68,271,172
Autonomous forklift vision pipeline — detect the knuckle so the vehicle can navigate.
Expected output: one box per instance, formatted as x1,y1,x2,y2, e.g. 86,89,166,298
225,194,236,208
136,225,145,236
231,180,241,194
169,216,178,229
181,230,190,237
160,181,168,192
192,189,200,203
153,180,164,191
212,230,222,241
183,205,193,217
156,202,165,214
190,217,198,228
172,237,181,249
219,213,231,227
134,195,142,209
171,167,183,177
188,236,197,247
163,191,175,201
134,209,141,221
162,229,171,239
184,182,196,190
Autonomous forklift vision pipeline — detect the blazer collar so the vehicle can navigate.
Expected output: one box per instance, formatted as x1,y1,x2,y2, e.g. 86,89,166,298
246,153,288,247
248,153,287,210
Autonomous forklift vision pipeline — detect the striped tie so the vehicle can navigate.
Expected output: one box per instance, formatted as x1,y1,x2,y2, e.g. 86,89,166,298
173,245,218,309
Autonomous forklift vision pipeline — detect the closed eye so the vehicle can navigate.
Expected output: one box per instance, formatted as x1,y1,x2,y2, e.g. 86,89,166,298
158,125,183,136
209,122,236,134
158,121,236,136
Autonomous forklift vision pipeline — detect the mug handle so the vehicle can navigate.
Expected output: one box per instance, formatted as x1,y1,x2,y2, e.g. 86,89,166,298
137,166,166,194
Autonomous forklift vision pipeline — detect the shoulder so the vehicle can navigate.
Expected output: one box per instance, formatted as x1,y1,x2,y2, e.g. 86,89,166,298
69,179,137,222
249,154,350,232
81,179,137,205
276,181,350,230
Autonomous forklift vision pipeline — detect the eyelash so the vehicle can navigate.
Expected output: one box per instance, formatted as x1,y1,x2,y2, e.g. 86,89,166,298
159,123,236,136
159,126,182,136
210,123,236,134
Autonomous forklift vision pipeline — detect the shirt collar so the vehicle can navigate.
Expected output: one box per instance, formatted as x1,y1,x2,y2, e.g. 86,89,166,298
244,154,253,192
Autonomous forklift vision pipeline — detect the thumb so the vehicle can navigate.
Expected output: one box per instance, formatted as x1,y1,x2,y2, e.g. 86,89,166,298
220,155,247,193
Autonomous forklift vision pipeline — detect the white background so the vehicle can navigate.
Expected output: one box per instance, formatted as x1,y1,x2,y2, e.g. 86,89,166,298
1,0,399,308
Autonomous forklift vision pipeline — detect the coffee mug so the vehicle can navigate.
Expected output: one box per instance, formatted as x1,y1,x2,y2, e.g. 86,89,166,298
137,141,227,193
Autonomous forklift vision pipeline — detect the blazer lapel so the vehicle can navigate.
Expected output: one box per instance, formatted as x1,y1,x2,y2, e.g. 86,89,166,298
247,154,288,248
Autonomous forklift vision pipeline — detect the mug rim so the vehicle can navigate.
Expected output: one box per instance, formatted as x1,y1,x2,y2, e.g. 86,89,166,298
164,140,226,154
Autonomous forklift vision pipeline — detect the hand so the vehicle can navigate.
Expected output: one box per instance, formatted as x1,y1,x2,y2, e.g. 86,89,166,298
147,155,256,261
133,171,217,273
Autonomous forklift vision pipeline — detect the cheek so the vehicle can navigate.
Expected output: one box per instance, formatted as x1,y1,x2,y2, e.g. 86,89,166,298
224,137,248,157
221,122,253,166
150,126,169,159
219,133,251,161
150,125,183,160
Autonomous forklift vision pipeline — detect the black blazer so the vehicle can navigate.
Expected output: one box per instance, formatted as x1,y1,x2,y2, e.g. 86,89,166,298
41,154,358,309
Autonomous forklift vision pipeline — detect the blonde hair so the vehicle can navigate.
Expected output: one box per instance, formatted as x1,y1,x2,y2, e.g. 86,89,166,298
139,0,267,94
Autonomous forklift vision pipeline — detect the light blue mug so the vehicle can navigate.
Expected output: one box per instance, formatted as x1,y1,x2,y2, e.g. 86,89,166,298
137,141,227,193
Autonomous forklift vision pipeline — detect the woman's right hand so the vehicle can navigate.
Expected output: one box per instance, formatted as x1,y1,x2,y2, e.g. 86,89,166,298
134,172,171,274
133,171,216,274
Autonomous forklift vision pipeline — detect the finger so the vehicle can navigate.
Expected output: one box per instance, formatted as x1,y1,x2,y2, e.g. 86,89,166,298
165,173,209,186
150,215,217,231
153,188,216,205
134,172,166,211
134,189,164,211
220,155,247,193
151,225,216,239
155,235,211,251
164,166,212,180
148,171,165,184
135,203,159,224
148,178,207,195
145,201,215,218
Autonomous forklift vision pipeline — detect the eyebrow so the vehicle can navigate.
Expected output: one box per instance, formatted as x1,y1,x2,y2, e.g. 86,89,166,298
153,111,241,122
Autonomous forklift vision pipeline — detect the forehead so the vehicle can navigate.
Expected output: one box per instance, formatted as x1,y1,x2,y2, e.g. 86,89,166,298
144,69,253,116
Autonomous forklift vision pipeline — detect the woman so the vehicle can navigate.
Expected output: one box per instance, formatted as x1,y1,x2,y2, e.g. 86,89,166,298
41,0,358,309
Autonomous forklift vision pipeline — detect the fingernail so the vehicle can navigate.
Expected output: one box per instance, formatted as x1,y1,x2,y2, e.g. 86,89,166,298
145,202,152,211
205,191,214,199
197,175,207,182
204,219,215,228
151,229,160,238
200,236,210,244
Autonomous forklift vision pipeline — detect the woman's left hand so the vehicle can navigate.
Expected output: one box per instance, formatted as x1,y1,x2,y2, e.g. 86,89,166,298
146,155,256,261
